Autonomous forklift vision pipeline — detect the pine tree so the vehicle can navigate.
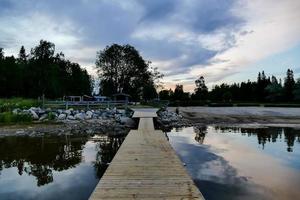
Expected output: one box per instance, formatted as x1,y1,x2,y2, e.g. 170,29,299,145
284,69,295,101
18,46,27,63
0,48,4,60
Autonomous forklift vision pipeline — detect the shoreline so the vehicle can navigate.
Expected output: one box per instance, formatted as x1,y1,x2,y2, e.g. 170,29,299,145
3,106,300,137
163,106,300,129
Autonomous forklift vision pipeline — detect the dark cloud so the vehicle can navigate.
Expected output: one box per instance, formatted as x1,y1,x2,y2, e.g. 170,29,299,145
139,0,177,23
0,0,245,81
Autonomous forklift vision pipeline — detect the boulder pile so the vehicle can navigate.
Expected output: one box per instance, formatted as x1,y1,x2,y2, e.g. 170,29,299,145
157,109,183,124
12,107,133,123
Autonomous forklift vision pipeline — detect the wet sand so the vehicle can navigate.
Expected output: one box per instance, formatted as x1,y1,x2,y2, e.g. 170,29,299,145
169,107,300,128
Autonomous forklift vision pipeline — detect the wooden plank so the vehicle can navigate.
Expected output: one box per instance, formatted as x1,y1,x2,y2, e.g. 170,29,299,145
132,108,158,118
90,109,204,200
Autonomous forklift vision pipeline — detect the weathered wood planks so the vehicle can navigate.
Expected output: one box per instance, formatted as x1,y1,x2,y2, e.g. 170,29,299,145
89,109,204,200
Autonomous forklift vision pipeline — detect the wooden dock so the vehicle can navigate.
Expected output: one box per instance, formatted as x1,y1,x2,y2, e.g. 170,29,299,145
89,109,204,199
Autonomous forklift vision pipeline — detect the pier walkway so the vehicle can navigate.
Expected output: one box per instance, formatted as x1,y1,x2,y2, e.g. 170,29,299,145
90,108,204,199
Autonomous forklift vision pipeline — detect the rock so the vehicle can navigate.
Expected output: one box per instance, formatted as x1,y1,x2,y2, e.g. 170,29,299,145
58,113,67,120
67,115,76,120
86,111,93,116
30,110,39,120
16,130,25,134
86,129,94,134
12,108,21,114
39,114,48,121
75,113,85,120
85,114,92,119
64,110,72,115
119,117,135,127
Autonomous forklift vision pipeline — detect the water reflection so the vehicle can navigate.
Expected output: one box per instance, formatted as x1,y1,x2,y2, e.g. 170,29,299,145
0,134,125,200
93,136,124,178
193,126,300,152
167,126,300,200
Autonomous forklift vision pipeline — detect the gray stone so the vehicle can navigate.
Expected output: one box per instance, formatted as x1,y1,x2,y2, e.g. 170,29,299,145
39,114,48,121
58,113,67,120
86,111,93,116
12,108,21,115
67,115,76,120
120,117,135,127
30,110,39,120
64,110,72,115
75,113,85,120
85,114,92,119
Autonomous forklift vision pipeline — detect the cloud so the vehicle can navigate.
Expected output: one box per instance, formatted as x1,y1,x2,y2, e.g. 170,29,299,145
0,0,299,91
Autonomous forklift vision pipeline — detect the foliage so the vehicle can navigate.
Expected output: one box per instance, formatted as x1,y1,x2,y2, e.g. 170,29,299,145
0,98,40,112
0,112,32,124
96,44,162,100
265,76,283,102
192,76,208,100
0,40,92,99
173,85,190,101
159,89,173,100
162,69,300,104
284,69,295,101
47,112,57,120
293,79,300,101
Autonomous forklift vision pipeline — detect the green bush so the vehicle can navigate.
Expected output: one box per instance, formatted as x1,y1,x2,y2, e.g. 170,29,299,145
0,112,32,124
47,112,56,120
0,98,41,112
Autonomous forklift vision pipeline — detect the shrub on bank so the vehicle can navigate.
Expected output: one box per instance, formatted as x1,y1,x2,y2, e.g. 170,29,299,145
0,98,41,113
0,112,32,124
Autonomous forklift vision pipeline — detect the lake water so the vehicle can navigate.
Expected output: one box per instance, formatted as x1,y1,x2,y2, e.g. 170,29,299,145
167,126,300,200
0,134,125,200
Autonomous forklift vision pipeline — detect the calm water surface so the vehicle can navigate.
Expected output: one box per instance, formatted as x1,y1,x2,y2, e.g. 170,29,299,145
0,134,125,200
167,126,300,200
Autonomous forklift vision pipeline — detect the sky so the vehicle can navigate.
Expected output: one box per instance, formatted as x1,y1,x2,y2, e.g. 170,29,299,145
0,0,300,91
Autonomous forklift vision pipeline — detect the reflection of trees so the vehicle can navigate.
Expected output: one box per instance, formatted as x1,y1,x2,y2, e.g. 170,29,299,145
93,135,125,179
0,135,87,186
214,126,300,152
194,126,207,144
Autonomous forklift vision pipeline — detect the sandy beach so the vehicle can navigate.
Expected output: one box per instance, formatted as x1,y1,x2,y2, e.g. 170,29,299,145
169,107,300,128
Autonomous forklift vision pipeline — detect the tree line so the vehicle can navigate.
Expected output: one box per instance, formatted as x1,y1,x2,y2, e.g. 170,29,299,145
0,40,92,98
0,42,163,101
1,40,299,103
159,69,300,103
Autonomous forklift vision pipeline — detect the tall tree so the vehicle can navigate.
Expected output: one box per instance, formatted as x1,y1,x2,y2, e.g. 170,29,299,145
293,79,300,101
96,44,162,100
284,69,295,101
173,84,190,100
0,48,4,60
18,46,27,63
0,40,92,98
193,76,208,100
265,76,283,102
30,40,55,60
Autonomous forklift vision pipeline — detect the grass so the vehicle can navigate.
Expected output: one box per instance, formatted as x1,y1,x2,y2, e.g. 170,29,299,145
0,98,41,112
0,112,32,124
